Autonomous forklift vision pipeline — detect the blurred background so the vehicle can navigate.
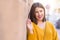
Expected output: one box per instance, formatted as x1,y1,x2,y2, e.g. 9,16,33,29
0,0,60,40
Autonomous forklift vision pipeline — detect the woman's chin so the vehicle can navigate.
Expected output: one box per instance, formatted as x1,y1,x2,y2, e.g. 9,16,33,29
38,19,43,22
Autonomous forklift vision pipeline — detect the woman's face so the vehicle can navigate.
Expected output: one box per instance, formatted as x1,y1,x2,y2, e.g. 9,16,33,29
35,7,44,22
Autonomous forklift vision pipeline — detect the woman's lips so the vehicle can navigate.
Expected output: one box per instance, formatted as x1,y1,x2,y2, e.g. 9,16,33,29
38,16,42,18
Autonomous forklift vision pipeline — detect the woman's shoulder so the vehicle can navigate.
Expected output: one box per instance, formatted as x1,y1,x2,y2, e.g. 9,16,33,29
46,21,56,31
31,22,36,26
46,21,53,25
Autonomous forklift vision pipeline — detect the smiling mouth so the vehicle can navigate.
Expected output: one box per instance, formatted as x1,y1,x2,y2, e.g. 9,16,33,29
38,16,42,18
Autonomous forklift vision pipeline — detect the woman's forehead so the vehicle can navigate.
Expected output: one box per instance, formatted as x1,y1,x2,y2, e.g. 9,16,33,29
35,7,44,11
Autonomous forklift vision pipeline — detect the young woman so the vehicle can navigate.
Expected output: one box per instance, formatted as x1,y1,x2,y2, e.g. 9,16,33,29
26,3,58,40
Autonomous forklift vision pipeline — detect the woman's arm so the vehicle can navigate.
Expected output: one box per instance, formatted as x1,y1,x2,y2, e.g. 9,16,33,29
51,23,58,40
53,28,58,40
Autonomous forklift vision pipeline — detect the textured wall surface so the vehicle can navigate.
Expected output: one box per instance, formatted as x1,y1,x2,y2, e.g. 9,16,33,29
0,0,33,40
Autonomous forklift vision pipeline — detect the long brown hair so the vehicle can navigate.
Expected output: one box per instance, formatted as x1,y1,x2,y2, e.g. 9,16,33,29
28,3,46,24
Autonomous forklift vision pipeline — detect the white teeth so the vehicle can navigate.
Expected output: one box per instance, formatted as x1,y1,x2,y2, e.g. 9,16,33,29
38,16,41,18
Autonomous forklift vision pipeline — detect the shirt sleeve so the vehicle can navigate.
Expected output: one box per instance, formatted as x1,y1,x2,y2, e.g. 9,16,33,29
51,23,58,40
27,22,37,40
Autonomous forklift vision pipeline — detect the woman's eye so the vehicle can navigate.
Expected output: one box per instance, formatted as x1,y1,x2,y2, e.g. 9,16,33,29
40,10,42,12
35,11,38,13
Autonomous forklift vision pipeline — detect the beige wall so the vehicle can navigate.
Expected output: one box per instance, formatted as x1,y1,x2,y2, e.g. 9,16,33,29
0,0,33,40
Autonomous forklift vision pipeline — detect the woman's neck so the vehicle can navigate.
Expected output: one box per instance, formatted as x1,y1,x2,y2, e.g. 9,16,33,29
37,21,45,29
37,20,43,24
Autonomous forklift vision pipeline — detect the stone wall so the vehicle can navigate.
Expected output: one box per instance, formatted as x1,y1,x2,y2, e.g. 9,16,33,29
0,0,33,40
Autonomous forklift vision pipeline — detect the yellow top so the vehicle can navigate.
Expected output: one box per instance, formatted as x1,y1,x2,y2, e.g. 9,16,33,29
27,21,58,40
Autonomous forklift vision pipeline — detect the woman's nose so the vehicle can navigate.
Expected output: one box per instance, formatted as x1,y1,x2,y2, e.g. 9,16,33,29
38,12,41,15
